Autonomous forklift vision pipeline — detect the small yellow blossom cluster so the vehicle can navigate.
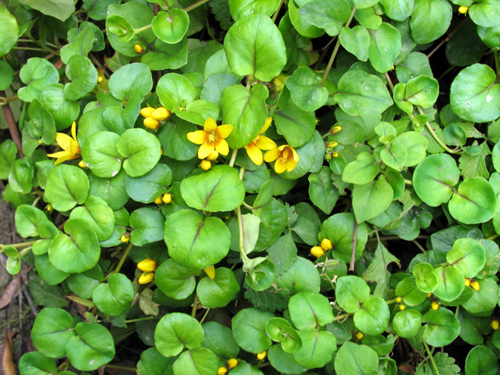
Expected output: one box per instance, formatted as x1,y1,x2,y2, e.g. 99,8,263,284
325,125,342,160
137,258,157,284
355,331,364,340
154,193,172,205
217,358,238,374
395,296,405,311
310,238,333,258
134,44,144,54
140,106,170,131
465,278,480,291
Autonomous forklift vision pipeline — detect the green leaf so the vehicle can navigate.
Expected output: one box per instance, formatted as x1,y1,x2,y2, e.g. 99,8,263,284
164,209,231,269
334,70,393,116
142,37,188,71
175,99,219,126
126,163,172,204
292,329,337,369
412,154,460,207
395,277,427,306
423,308,460,347
221,83,269,149
31,307,75,358
267,233,298,276
107,15,135,42
28,273,69,308
45,165,89,212
232,308,274,354
297,0,351,37
18,0,74,21
180,165,245,212
155,313,204,357
70,196,115,242
336,276,370,313
48,219,100,274
65,323,115,371
461,142,490,179
465,346,498,375
361,241,400,298
8,159,33,194
273,98,316,148
39,84,80,130
334,342,379,375
340,26,370,62
0,6,18,57
416,352,461,375
92,273,134,316
158,119,198,161
352,176,393,223
82,131,122,178
342,152,379,185
469,0,500,28
449,178,496,224
137,347,176,375
15,205,48,238
66,265,103,299
286,67,328,112
117,128,162,177
157,73,197,111
0,60,13,91
446,238,486,278
130,207,164,246
197,267,240,308
153,9,190,44
0,139,17,180
228,0,281,21
405,76,439,108
308,167,339,215
172,348,218,375
413,262,439,293
156,258,200,300
393,309,422,339
433,266,465,302
224,14,286,82
60,26,95,64
380,0,414,21
288,0,325,38
64,55,98,100
18,58,59,102
28,100,56,145
450,64,500,123
354,296,390,335
410,0,452,44
268,345,307,374
368,23,401,73
289,292,334,329
462,277,499,314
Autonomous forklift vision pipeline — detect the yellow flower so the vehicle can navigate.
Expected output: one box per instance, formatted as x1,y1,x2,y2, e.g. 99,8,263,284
458,6,468,14
134,44,144,54
139,272,154,284
311,246,324,258
200,160,211,170
227,358,238,369
399,304,406,311
321,239,332,251
217,367,228,375
204,265,215,280
256,351,267,361
162,193,172,204
47,122,81,165
471,280,480,291
356,332,364,340
140,107,155,118
120,233,130,243
244,117,277,165
431,301,439,311
264,144,299,174
137,258,157,273
187,118,233,159
492,320,499,330
151,107,170,121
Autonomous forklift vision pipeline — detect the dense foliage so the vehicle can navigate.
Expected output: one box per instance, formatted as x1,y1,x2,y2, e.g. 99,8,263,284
1,0,500,374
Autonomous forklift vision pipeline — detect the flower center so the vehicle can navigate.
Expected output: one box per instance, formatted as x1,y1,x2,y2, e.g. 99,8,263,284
208,133,217,143
251,135,260,144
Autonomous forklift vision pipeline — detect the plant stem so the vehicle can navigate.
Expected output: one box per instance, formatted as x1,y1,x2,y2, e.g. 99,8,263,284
236,206,249,262
487,233,499,241
19,247,32,257
242,201,255,211
134,24,152,34
124,316,159,324
200,308,211,324
184,0,210,12
416,107,461,154
494,50,500,81
423,339,439,375
114,242,133,274
333,313,349,322
104,364,137,372
1,90,23,158
228,148,238,167
0,241,37,250
272,0,284,23
385,72,394,92
191,293,199,317
321,7,356,86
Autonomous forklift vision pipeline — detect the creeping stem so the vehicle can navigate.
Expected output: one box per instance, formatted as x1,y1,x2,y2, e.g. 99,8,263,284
423,339,439,375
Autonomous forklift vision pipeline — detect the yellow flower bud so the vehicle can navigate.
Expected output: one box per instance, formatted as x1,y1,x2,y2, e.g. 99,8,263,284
97,76,104,83
426,293,432,298
399,304,406,311
257,351,267,361
207,150,219,161
464,278,471,287
458,6,468,14
46,204,53,212
273,74,287,93
331,151,339,158
120,233,130,243
325,141,338,149
204,265,215,280
390,65,395,71
200,160,211,170
310,246,325,258
78,160,87,168
134,44,144,54
227,358,238,369
139,272,154,284
137,258,157,273
140,107,155,118
162,193,172,205
330,125,342,134
471,280,480,291
321,238,333,251
356,332,364,340
151,107,170,121
395,297,402,303
154,195,163,205
492,320,499,330
431,301,439,311
217,367,228,375
144,117,160,130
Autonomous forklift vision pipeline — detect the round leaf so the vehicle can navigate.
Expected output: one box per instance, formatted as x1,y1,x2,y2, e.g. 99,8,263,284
422,308,460,347
368,23,401,73
353,296,390,335
154,313,204,357
92,273,134,316
201,321,240,359
292,329,337,369
0,5,19,57
126,163,172,204
157,73,197,111
152,9,190,44
172,348,218,375
433,266,465,302
19,352,57,375
446,238,486,278
465,346,498,375
231,308,274,354
286,67,328,112
405,76,439,108
81,131,122,178
334,342,379,375
31,307,76,358
156,258,201,300
64,55,98,100
449,177,496,224
116,128,162,177
289,292,334,330
392,309,422,339
18,58,59,102
336,276,370,313
197,267,240,308
70,196,115,242
342,152,379,185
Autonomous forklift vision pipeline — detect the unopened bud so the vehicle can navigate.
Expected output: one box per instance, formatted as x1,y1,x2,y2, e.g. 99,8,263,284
139,272,154,284
162,193,172,205
200,160,211,170
311,246,324,258
137,258,157,273
321,238,332,251
151,107,170,121
140,107,155,118
330,125,342,134
134,44,144,54
144,117,160,130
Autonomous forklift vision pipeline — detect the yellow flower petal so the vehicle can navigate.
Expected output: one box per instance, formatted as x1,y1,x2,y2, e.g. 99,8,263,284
215,139,229,155
204,118,217,132
215,124,233,139
245,143,263,165
199,143,215,159
291,147,300,162
204,265,215,280
260,117,273,134
274,158,287,174
71,122,77,141
286,158,298,172
55,133,74,152
187,131,209,145
264,148,281,162
254,135,276,150
47,151,78,165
